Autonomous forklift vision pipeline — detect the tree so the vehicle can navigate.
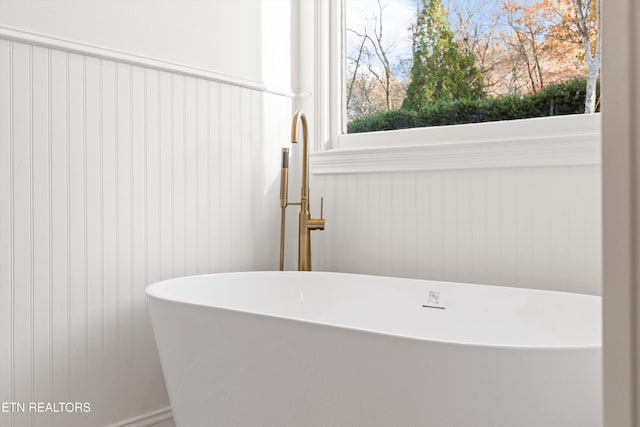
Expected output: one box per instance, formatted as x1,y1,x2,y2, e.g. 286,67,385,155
346,0,407,118
447,0,506,95
501,0,599,110
347,74,408,120
402,0,484,111
504,0,550,93
547,0,600,112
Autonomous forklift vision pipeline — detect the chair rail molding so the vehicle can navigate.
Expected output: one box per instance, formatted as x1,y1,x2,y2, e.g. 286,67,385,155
312,114,601,174
0,24,304,98
311,128,600,175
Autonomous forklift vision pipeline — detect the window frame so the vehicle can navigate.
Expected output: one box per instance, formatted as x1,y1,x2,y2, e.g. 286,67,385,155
307,0,601,173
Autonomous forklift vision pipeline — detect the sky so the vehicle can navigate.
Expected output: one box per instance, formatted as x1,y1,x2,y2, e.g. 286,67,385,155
345,0,516,80
346,0,417,69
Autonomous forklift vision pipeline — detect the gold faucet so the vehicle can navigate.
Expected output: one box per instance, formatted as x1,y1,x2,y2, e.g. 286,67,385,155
279,111,325,271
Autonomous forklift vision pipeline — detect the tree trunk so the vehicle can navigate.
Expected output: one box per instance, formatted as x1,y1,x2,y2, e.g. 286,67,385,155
584,56,599,113
583,0,601,113
575,0,600,113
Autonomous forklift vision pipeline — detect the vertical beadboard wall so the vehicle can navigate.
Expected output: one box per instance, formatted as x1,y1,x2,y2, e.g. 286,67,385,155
313,165,602,295
0,39,290,427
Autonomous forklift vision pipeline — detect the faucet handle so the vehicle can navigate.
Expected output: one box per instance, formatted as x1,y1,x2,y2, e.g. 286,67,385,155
306,196,325,231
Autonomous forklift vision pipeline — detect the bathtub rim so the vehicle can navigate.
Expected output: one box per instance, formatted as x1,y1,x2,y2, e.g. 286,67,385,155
146,270,602,351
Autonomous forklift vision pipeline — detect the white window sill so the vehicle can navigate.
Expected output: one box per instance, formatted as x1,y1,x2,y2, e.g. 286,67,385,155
310,114,601,174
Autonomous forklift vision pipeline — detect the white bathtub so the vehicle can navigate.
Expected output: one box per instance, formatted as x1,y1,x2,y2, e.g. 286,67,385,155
146,271,602,427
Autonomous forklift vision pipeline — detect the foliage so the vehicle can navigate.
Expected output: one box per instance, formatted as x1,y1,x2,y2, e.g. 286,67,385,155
401,0,484,111
501,0,600,111
347,75,408,120
346,0,600,124
348,78,598,133
347,109,420,134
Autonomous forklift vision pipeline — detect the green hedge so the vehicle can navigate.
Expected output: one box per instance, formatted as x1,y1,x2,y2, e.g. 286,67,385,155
348,78,600,134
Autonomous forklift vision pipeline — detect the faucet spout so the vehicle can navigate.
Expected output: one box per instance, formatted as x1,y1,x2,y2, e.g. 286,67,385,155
291,111,310,204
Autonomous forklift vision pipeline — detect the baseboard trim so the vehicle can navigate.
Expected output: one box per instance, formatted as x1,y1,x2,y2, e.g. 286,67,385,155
106,406,173,427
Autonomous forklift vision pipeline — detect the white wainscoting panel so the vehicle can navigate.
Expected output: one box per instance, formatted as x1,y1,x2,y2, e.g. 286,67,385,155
0,38,291,427
312,165,602,295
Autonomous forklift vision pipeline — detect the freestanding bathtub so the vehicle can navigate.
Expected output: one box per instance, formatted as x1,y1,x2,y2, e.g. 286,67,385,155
146,271,602,427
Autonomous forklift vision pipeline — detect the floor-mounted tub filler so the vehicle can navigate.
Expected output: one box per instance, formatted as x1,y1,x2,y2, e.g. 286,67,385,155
146,271,602,427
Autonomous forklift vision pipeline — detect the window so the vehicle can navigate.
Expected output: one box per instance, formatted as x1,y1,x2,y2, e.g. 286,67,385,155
343,0,601,135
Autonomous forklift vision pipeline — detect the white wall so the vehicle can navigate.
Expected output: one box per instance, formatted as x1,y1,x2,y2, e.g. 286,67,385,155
0,2,295,426
0,0,295,89
312,164,602,295
0,38,292,427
